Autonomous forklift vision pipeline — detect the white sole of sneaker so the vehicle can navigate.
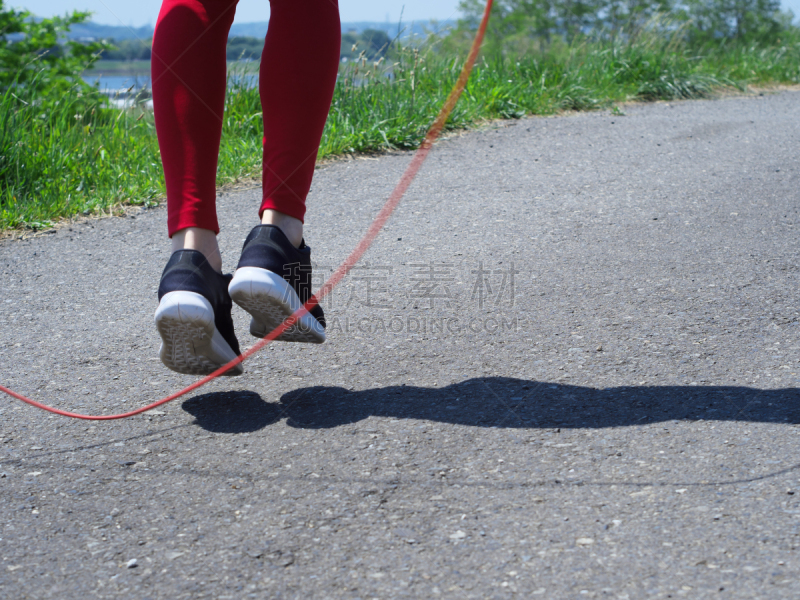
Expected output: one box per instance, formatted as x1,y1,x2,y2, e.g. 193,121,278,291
154,291,244,376
229,267,326,344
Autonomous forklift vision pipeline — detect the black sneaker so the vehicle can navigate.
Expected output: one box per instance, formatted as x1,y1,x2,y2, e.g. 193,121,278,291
229,225,326,343
155,250,243,376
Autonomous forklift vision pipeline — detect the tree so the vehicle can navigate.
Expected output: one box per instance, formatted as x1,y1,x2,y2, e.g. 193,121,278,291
225,36,262,61
0,1,108,94
681,0,785,43
449,0,605,53
361,29,391,57
456,0,557,46
603,0,674,38
450,0,792,52
99,38,152,61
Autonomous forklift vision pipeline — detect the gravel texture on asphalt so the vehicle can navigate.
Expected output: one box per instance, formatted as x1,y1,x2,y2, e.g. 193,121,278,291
1,91,800,599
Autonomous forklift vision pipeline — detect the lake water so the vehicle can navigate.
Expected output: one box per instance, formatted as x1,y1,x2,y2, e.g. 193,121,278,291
83,73,259,92
83,74,151,92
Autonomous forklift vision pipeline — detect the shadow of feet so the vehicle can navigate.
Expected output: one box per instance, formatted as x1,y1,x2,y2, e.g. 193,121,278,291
182,390,281,433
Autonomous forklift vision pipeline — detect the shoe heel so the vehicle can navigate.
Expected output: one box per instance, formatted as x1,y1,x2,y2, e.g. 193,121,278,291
155,291,243,376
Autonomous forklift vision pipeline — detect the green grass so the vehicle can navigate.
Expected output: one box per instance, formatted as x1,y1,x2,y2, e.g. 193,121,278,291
3,34,800,230
0,89,162,230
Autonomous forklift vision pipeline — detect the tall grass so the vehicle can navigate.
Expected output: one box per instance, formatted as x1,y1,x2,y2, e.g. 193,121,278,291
0,83,162,230
2,33,800,230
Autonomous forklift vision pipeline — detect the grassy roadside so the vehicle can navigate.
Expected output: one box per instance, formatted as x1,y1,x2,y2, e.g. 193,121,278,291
2,34,800,231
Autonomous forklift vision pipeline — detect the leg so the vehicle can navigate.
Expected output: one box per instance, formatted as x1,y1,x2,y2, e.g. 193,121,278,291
152,0,242,375
259,0,341,248
170,227,222,273
152,0,238,272
228,0,340,343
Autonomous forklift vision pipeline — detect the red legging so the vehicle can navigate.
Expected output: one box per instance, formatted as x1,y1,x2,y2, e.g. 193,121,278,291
152,0,341,236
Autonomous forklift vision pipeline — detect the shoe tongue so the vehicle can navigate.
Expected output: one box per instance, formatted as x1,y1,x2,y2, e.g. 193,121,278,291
298,239,307,250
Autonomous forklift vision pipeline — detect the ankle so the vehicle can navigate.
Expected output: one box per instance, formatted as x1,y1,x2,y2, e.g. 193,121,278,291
260,210,303,248
171,227,222,273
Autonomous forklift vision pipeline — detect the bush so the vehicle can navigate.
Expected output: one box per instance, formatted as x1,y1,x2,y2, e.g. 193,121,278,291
0,1,108,95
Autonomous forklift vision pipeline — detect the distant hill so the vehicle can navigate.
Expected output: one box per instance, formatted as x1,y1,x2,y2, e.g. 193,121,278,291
66,19,456,41
230,20,456,39
67,22,156,41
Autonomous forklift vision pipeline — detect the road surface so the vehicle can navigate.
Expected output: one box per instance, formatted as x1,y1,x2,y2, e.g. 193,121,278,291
1,90,800,598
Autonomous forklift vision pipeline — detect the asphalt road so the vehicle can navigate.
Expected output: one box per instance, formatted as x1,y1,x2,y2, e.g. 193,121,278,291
2,90,800,599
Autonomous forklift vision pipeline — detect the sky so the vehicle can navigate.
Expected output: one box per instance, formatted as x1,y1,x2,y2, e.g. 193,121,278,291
9,0,800,27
